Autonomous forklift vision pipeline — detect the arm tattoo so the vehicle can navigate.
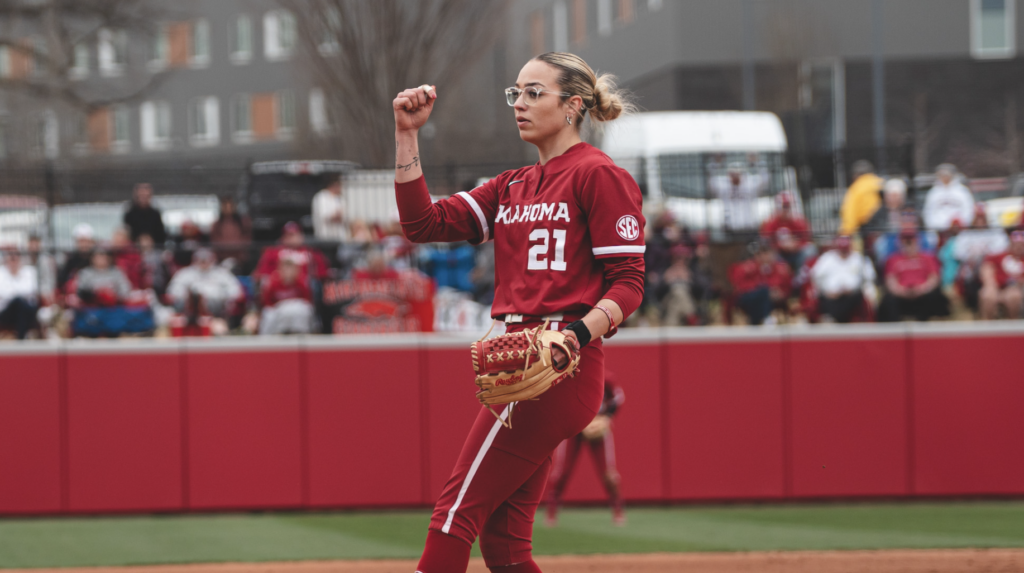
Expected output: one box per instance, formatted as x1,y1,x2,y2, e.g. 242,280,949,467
396,156,419,172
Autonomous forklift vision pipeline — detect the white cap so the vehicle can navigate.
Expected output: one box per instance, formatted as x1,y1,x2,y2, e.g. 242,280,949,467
72,223,95,240
884,178,907,197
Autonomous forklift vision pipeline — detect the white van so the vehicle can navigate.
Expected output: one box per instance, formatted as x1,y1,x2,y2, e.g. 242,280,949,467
600,111,798,233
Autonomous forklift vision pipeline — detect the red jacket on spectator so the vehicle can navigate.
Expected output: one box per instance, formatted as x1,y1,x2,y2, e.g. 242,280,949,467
260,272,313,307
113,249,146,289
885,253,941,289
254,247,329,283
760,215,811,251
730,258,792,295
985,251,1024,288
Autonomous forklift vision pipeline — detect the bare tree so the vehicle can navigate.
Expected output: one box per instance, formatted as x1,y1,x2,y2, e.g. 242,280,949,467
280,0,510,166
0,0,169,111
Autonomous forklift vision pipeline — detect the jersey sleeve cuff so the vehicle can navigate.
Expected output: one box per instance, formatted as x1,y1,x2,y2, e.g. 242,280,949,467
592,245,646,258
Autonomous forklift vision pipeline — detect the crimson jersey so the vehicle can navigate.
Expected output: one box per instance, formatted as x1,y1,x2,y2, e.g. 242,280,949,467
986,252,1024,288
397,143,645,319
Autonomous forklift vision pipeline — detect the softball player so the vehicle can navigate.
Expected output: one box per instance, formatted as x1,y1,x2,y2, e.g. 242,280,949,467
393,52,645,573
544,372,627,527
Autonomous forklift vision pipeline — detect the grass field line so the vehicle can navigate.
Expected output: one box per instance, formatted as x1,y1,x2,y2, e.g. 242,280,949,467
1,503,1023,569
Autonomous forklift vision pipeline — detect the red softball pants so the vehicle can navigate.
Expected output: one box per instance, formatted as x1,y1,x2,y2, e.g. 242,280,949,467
416,325,605,572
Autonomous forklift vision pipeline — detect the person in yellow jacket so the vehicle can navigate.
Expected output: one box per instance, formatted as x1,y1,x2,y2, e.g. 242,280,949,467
839,160,885,235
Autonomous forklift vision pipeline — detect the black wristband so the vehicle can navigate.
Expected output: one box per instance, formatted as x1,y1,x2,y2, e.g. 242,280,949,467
565,320,592,348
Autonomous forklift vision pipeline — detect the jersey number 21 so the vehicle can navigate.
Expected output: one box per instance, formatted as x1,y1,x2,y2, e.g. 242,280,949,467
527,229,567,271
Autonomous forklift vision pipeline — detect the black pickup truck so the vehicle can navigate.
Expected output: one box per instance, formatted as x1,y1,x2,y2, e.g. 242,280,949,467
244,160,358,242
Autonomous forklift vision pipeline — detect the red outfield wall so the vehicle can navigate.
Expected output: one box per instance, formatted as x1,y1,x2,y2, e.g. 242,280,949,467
1,323,1022,515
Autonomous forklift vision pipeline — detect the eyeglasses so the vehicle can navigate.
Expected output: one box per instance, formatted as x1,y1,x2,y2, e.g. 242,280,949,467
505,86,571,106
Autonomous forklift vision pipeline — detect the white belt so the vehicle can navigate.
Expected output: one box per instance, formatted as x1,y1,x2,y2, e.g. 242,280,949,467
503,313,563,324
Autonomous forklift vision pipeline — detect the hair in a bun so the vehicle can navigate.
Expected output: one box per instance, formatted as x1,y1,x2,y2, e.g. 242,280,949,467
534,52,633,128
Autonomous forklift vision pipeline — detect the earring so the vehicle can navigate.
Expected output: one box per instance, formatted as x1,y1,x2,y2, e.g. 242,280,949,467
566,116,573,125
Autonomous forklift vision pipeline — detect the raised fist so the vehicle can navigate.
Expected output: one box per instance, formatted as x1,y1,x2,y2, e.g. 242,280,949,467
394,84,437,133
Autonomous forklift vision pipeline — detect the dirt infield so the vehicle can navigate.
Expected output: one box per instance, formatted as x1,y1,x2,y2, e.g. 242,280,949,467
10,550,1024,573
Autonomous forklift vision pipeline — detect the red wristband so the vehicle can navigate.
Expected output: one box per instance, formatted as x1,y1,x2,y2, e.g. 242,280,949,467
594,304,617,336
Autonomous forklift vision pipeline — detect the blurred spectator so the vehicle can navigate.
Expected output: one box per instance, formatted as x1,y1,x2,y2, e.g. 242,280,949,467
923,164,974,232
810,235,877,323
470,242,496,305
878,231,949,322
709,158,769,235
658,244,697,326
76,249,131,306
839,160,883,236
970,203,989,229
312,175,349,241
644,212,692,317
939,219,963,288
26,235,56,304
864,178,909,234
978,230,1024,320
730,240,792,325
873,210,938,270
354,249,400,281
123,183,167,245
336,219,375,277
138,233,170,296
170,220,209,269
58,223,96,292
254,222,329,285
210,197,252,268
760,191,813,271
950,222,1009,312
422,244,474,291
0,251,39,339
167,248,243,318
111,227,145,289
259,257,315,335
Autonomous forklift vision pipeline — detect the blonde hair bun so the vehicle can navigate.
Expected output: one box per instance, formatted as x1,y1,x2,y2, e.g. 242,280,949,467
591,73,625,122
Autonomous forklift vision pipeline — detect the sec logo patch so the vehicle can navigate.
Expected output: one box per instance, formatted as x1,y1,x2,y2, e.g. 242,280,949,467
616,215,640,241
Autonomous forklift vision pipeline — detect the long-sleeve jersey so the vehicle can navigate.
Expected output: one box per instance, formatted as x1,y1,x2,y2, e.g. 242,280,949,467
395,142,645,321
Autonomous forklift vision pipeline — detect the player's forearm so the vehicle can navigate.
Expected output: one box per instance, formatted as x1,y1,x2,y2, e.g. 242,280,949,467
395,130,423,184
580,299,623,339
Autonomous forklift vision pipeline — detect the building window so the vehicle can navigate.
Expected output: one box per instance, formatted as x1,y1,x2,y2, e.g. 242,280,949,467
264,10,296,61
98,29,127,77
189,19,210,67
140,100,172,150
30,36,47,77
70,43,89,79
0,46,10,78
552,1,568,52
597,0,613,36
309,88,332,135
35,110,59,159
69,114,89,155
111,105,130,153
188,96,219,146
149,24,169,70
530,11,546,54
571,0,586,45
617,0,635,23
319,7,341,55
230,15,253,63
276,90,296,137
971,0,1016,59
648,0,663,11
231,94,253,143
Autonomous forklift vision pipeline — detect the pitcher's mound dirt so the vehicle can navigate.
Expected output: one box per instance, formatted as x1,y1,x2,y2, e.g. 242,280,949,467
10,549,1024,573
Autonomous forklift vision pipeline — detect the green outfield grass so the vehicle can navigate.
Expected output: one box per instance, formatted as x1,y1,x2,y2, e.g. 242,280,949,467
0,502,1023,568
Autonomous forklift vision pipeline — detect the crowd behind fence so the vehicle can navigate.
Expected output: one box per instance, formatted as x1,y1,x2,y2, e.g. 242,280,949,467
0,152,1022,340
